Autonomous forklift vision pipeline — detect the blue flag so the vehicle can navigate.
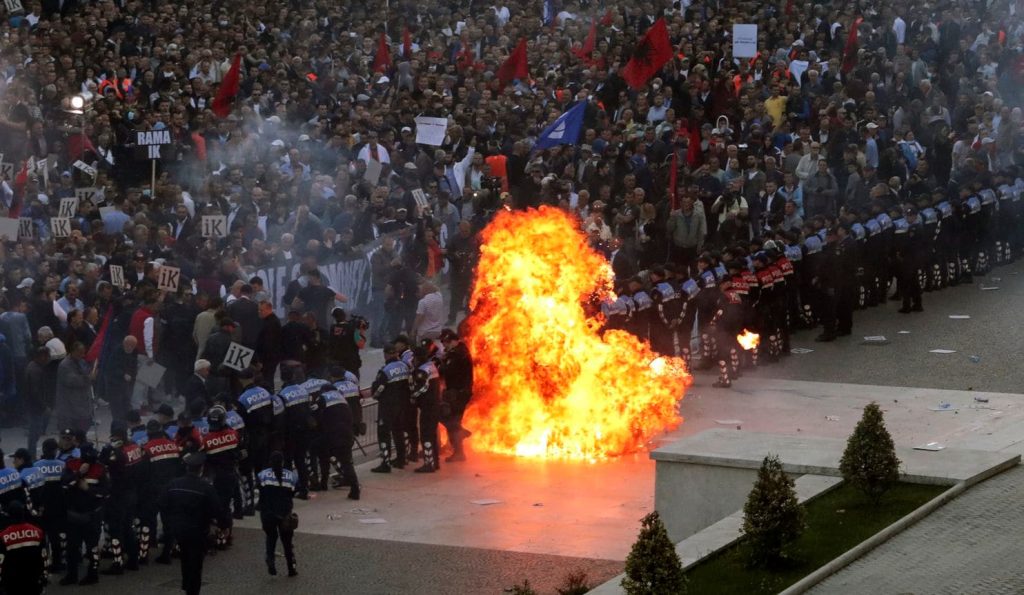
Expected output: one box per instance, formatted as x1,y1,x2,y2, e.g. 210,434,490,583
543,0,555,25
534,102,586,151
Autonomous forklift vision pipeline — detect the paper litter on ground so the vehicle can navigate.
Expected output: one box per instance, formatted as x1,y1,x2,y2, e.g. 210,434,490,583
948,315,971,319
913,442,946,451
981,287,1000,291
929,349,957,354
714,419,743,425
471,499,502,506
898,331,911,334
359,518,388,524
789,347,814,354
929,402,957,412
825,415,840,422
863,336,887,341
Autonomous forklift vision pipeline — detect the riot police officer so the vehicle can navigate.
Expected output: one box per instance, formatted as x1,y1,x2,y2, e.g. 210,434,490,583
410,346,442,473
141,419,182,565
100,420,146,574
0,501,47,594
278,364,313,498
32,439,67,573
256,451,298,577
648,267,682,358
392,335,419,464
325,366,361,499
896,207,926,313
236,368,273,514
300,377,331,491
13,449,45,516
60,443,108,586
200,406,241,548
371,343,412,472
438,329,473,462
159,452,229,595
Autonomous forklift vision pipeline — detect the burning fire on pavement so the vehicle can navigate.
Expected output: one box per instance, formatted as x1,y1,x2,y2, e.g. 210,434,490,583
737,329,760,351
463,207,691,462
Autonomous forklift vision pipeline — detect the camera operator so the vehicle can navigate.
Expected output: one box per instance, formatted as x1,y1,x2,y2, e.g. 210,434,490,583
328,308,367,379
711,178,750,244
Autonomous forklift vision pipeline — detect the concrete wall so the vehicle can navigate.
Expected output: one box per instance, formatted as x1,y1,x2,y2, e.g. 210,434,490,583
655,461,796,542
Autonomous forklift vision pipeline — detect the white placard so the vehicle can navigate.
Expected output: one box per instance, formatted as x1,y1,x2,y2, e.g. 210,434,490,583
58,197,79,218
789,60,809,85
75,187,100,205
222,342,255,371
0,217,18,241
50,217,71,238
18,218,33,239
0,163,12,180
136,355,166,388
72,160,97,178
364,158,383,185
157,265,181,292
136,129,173,146
4,0,24,15
202,215,227,238
109,264,125,288
411,188,429,210
414,116,449,146
732,24,758,58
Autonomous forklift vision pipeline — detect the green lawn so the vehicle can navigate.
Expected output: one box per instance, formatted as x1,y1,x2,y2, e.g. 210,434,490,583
683,482,947,594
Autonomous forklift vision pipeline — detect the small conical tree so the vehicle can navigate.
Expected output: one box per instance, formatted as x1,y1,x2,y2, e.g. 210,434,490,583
742,454,805,566
840,402,901,504
621,511,686,594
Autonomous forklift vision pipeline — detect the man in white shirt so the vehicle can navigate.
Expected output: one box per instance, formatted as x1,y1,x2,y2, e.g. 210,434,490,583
357,131,391,165
412,282,445,341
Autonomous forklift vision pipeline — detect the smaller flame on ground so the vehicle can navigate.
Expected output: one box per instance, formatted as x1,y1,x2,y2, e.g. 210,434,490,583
737,329,760,351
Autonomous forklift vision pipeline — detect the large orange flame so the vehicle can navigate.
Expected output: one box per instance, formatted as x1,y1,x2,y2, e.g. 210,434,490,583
463,206,691,461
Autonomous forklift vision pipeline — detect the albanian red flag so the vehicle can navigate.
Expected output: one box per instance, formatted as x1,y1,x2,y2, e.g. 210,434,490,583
211,53,242,118
497,38,529,85
8,160,28,218
622,18,673,90
574,19,597,62
85,305,113,363
600,8,614,27
373,32,392,73
403,27,413,58
841,17,864,74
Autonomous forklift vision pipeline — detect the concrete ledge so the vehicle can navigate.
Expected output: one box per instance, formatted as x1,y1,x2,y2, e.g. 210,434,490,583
652,429,1020,486
590,475,842,595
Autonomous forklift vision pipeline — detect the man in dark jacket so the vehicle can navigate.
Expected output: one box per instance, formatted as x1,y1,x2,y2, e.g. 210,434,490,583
23,347,53,459
159,452,229,595
181,360,211,407
255,301,282,390
226,285,261,348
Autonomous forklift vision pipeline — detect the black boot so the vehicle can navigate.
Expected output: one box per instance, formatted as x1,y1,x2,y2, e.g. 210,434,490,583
347,486,361,500
267,559,277,576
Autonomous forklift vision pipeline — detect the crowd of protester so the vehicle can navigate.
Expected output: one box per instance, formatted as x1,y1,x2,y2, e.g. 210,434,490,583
0,0,1022,589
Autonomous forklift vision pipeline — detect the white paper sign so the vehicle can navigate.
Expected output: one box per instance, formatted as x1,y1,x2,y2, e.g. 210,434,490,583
18,218,32,239
50,217,71,238
58,197,79,218
0,163,12,179
136,355,165,388
222,342,255,371
789,60,809,85
364,158,383,185
157,265,181,292
72,160,97,178
732,24,758,58
414,116,449,146
98,206,116,218
75,187,100,205
3,0,24,15
109,264,125,288
411,188,429,210
202,215,227,238
0,217,18,241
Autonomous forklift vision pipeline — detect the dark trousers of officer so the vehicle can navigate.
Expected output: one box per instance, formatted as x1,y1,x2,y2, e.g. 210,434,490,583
900,265,922,310
104,491,139,568
319,438,359,489
178,536,207,595
835,285,854,335
418,402,441,469
285,434,311,493
138,489,165,561
377,396,405,466
441,389,471,456
210,468,240,523
41,514,66,570
65,510,101,580
400,400,420,462
819,287,838,337
260,514,295,567
649,324,676,357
